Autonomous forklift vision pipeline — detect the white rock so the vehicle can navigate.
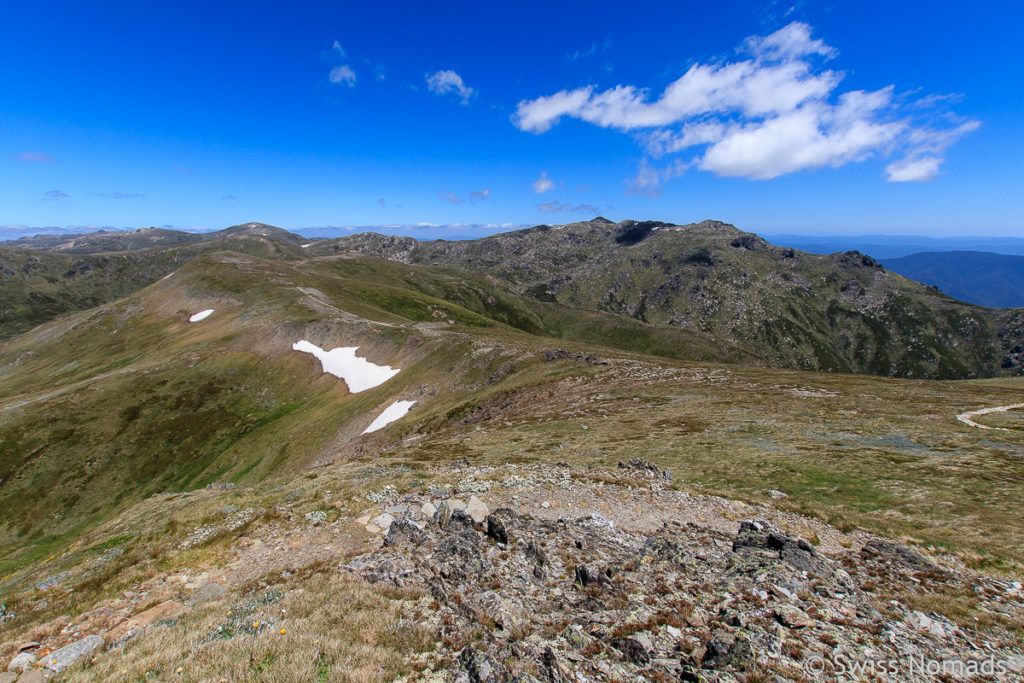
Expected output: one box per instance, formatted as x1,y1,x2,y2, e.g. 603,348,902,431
41,635,104,673
541,501,551,509
421,502,437,518
447,498,467,512
371,513,394,532
8,652,36,671
466,496,489,524
909,610,946,639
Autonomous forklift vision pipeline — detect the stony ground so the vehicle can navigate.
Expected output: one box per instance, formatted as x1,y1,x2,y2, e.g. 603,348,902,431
3,459,1023,681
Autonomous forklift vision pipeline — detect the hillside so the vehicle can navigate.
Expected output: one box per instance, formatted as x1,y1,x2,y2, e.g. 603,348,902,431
0,243,1022,680
316,218,1024,379
881,251,1024,308
0,227,309,340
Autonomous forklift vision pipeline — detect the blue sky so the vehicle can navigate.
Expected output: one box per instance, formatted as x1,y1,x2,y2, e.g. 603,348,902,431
2,0,1022,238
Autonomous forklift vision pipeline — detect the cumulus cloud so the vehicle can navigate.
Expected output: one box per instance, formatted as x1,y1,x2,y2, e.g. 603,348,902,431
329,65,357,86
885,156,943,182
537,200,599,214
426,70,474,104
532,172,555,194
15,152,56,163
513,22,978,188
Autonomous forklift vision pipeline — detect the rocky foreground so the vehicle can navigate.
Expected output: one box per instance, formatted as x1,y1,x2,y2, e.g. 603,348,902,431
3,460,1023,681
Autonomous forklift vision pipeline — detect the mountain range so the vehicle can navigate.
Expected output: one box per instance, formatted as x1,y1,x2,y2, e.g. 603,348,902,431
1,218,1023,680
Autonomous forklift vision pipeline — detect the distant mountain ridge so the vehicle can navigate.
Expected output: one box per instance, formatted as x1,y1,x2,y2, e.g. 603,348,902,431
3,218,1023,378
880,251,1024,308
0,222,308,253
763,234,1024,259
314,217,1024,378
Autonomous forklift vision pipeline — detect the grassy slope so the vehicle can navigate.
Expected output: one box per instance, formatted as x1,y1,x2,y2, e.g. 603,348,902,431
323,220,1024,379
0,248,1020,681
0,234,307,341
0,249,764,571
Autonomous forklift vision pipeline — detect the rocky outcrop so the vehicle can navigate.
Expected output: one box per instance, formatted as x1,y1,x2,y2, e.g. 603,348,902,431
341,501,1023,681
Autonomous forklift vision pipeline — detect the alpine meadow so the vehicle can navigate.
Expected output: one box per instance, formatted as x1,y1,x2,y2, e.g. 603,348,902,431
2,3,1023,682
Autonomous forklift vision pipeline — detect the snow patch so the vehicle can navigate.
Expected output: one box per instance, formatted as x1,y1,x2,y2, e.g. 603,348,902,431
363,400,416,434
189,309,214,322
292,340,400,393
301,243,312,248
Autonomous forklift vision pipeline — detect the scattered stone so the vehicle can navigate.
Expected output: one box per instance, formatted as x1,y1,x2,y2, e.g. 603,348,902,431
370,512,394,533
303,510,327,525
908,610,947,639
701,629,751,669
610,637,650,665
7,651,35,671
775,604,814,629
186,582,229,607
41,634,104,673
540,501,551,509
767,489,788,499
465,496,488,524
420,502,437,518
617,457,673,482
485,515,508,544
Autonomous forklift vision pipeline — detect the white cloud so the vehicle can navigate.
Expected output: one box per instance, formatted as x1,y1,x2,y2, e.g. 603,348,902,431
513,22,978,187
469,188,491,202
885,156,943,182
332,41,346,57
628,159,690,196
532,172,555,194
329,65,357,86
426,70,474,104
439,191,464,205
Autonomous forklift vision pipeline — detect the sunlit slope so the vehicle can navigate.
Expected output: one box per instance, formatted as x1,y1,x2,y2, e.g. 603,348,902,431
0,249,757,563
0,232,308,340
324,218,1024,379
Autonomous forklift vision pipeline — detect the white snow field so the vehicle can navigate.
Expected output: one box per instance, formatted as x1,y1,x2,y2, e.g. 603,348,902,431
189,309,215,322
292,340,401,393
362,400,417,434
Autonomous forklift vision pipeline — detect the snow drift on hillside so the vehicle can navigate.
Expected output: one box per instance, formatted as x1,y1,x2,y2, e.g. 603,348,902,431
292,340,400,393
189,309,214,322
363,400,416,434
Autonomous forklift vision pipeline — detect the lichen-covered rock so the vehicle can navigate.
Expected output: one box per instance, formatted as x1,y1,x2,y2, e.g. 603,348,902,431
41,634,104,673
